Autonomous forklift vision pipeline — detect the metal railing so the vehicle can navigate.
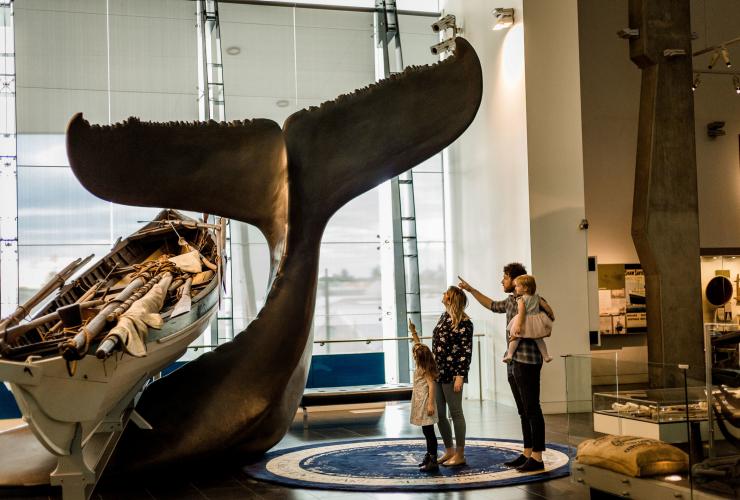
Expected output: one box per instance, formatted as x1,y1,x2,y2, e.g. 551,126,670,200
186,334,486,399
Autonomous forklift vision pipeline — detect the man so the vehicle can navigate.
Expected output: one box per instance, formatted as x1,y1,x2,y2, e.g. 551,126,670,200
458,263,553,472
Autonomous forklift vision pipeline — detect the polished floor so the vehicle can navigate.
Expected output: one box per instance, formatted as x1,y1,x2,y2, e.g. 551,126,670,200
121,400,593,499
4,398,737,499
7,400,597,499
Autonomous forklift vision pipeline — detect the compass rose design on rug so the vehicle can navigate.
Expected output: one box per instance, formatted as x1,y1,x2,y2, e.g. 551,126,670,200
243,437,572,492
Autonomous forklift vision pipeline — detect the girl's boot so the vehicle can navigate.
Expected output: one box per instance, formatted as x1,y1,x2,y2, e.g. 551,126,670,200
420,454,439,472
418,452,431,468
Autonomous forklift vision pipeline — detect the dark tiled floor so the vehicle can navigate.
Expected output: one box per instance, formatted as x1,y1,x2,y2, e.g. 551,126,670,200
6,400,597,499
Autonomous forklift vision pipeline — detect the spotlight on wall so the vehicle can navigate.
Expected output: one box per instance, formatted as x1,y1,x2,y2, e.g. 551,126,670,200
431,14,457,33
691,73,701,92
492,8,514,30
708,50,720,69
734,75,740,94
430,38,456,56
721,46,731,68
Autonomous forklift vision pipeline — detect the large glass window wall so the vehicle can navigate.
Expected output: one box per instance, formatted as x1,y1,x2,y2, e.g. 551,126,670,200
8,0,444,383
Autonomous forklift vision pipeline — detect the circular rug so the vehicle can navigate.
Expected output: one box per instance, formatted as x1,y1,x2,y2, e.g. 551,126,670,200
243,437,572,492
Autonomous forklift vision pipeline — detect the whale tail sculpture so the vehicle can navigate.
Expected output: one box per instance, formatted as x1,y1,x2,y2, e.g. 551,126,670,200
60,37,482,472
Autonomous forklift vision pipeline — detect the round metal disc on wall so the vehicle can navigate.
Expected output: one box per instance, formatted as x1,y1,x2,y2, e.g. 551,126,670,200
705,275,733,306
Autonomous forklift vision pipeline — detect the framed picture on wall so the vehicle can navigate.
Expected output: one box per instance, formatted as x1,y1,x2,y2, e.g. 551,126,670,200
598,264,647,334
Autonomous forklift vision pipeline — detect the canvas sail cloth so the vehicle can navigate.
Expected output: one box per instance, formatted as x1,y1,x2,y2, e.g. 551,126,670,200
103,273,174,357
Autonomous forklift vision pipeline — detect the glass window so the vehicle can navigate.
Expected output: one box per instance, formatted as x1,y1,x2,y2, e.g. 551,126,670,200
10,1,445,382
17,166,110,245
17,134,68,167
323,188,381,243
413,172,445,242
18,244,110,306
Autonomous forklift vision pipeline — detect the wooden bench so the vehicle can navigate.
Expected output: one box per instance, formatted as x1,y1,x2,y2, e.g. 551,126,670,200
299,383,413,428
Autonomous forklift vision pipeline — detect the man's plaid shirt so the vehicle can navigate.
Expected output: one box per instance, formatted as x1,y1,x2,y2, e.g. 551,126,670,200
490,294,542,365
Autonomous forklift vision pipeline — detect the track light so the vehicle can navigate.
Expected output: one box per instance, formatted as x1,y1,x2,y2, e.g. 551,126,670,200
431,14,457,34
430,38,456,56
691,73,700,92
720,46,731,68
708,51,720,69
734,75,740,94
492,8,514,30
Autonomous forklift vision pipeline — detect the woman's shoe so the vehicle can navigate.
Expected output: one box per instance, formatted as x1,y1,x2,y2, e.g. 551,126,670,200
516,457,545,472
503,454,528,467
438,451,454,464
442,455,466,467
419,455,439,472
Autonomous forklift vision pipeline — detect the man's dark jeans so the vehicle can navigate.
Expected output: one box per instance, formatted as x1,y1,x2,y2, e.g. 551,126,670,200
508,361,545,452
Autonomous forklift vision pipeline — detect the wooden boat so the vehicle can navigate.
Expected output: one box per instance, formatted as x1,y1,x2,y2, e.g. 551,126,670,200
0,209,223,497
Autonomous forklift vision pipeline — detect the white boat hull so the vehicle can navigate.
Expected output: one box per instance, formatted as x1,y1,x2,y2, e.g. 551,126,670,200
3,303,216,457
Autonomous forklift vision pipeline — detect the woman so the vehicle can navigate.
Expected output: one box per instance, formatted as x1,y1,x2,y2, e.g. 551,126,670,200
409,286,473,466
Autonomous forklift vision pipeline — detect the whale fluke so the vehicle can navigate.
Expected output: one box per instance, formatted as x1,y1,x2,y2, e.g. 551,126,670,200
63,37,483,472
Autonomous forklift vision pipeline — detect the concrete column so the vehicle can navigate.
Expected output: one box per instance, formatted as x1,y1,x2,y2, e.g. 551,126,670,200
628,0,704,381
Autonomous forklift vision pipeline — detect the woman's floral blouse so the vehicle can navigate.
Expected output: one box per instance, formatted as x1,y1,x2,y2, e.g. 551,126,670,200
432,312,474,383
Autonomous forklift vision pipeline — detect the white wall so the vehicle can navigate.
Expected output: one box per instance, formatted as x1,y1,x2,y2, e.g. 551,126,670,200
440,0,590,410
522,0,590,413
440,0,530,405
577,0,640,264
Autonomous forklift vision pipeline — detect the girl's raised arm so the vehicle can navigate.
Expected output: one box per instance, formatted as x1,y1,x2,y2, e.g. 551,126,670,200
409,317,421,344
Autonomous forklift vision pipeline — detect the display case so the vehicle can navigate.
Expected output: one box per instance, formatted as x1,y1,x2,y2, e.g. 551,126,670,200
592,388,708,443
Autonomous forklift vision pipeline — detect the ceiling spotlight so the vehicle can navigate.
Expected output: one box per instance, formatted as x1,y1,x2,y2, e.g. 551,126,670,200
708,51,720,69
691,73,700,92
720,46,731,68
734,75,740,94
492,8,514,30
431,14,457,34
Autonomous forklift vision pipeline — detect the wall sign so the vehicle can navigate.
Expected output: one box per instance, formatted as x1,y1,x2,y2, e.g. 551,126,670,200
598,264,647,334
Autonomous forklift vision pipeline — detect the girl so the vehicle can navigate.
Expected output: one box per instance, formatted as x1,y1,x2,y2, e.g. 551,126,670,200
503,274,554,363
408,324,440,472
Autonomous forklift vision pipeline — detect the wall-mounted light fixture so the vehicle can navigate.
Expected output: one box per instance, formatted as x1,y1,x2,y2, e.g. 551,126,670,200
429,13,461,56
692,70,740,95
430,38,456,56
431,14,458,34
691,73,701,92
720,46,732,68
492,8,514,30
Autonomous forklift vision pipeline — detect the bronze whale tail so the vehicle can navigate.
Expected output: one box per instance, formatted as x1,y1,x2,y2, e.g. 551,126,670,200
62,37,482,472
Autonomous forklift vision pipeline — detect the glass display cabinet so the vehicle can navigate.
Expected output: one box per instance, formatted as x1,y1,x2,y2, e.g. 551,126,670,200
592,387,708,442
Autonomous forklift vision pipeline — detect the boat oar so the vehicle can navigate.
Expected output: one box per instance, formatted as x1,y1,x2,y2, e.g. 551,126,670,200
0,254,94,330
170,278,193,319
2,300,105,344
59,275,147,361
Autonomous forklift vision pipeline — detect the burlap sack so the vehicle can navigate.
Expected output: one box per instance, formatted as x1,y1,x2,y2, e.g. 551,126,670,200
576,435,688,477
